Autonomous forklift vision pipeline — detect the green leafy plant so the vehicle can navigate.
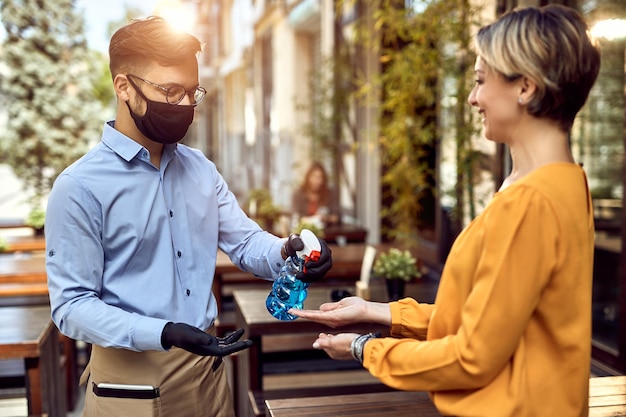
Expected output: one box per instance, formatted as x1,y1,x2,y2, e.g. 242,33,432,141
331,0,483,247
0,0,103,203
373,248,420,282
247,189,281,219
25,206,46,230
291,221,324,239
0,237,8,252
246,188,282,231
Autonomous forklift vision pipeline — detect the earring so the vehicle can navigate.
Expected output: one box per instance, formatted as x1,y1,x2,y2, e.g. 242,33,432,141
518,97,523,105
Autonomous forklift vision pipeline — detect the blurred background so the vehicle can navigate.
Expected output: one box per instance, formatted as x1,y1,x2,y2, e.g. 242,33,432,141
0,0,625,373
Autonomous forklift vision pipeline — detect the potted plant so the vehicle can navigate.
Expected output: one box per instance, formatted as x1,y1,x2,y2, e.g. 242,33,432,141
291,220,324,239
373,248,420,301
246,188,281,232
25,206,46,236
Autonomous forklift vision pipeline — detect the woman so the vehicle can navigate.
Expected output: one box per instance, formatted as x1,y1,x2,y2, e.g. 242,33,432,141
292,161,340,227
291,5,601,416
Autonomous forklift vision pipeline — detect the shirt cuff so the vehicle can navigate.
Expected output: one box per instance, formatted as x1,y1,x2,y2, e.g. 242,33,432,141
269,238,287,276
130,313,171,351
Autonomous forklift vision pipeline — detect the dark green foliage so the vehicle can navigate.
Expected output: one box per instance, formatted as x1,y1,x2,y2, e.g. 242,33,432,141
349,0,482,246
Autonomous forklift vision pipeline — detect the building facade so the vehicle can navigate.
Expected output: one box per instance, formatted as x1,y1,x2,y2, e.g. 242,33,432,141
181,0,626,373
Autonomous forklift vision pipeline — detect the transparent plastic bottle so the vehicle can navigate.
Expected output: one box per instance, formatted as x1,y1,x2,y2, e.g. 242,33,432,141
266,229,321,321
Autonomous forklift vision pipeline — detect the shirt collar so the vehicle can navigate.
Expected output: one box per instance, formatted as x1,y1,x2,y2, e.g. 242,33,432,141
101,120,178,162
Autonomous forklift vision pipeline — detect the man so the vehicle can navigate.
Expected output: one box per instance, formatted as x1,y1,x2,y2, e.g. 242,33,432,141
45,16,331,416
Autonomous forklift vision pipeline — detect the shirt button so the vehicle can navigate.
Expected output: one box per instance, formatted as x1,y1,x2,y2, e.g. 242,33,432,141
169,210,173,217
186,289,191,296
177,251,182,257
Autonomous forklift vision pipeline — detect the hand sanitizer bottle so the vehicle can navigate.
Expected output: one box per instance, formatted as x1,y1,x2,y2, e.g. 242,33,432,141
266,229,321,321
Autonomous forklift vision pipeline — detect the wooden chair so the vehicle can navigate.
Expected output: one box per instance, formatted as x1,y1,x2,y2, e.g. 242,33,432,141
356,245,376,299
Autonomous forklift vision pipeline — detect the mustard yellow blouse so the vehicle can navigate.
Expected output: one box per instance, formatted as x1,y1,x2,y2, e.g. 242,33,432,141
364,164,594,417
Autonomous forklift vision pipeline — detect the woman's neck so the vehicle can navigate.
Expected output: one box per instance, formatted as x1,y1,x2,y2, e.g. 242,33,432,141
500,120,573,191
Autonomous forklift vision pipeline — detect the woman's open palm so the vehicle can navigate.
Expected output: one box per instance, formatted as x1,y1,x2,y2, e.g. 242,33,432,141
289,296,368,328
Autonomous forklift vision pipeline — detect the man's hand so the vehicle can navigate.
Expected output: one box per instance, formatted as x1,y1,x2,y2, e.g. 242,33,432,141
283,233,305,258
283,233,333,283
161,323,252,356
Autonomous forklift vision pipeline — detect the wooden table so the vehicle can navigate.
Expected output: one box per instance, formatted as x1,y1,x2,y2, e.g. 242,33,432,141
0,255,48,298
0,305,66,416
216,243,369,281
322,224,368,244
0,218,27,229
2,235,46,253
321,243,372,281
265,390,440,416
589,375,626,416
265,376,626,417
0,241,372,300
0,256,80,410
595,234,622,253
234,287,388,416
213,243,372,309
0,255,47,279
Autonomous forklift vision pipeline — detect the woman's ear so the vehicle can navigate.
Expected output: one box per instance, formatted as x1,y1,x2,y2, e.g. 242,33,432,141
519,76,537,104
113,74,130,101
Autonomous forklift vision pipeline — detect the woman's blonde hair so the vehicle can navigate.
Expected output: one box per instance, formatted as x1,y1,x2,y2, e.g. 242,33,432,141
475,5,601,131
109,16,203,78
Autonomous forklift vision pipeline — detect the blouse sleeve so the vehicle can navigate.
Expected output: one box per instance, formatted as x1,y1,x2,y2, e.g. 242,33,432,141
389,299,435,340
363,185,560,391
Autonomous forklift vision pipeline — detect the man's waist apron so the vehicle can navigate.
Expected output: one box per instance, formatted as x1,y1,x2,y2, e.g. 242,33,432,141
80,326,234,417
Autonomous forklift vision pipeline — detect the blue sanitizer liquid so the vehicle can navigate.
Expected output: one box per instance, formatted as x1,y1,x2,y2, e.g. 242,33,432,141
266,256,309,321
266,229,321,321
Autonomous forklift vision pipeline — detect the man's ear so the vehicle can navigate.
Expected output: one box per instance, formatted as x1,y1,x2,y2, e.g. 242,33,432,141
113,74,130,101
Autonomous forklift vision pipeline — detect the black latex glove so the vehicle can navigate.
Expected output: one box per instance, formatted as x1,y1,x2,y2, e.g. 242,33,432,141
161,323,252,357
283,233,333,283
283,233,305,258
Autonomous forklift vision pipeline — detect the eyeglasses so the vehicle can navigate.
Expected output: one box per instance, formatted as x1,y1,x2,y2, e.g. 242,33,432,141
127,74,206,106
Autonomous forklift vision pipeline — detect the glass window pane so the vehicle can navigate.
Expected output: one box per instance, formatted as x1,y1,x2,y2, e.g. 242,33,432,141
571,31,624,353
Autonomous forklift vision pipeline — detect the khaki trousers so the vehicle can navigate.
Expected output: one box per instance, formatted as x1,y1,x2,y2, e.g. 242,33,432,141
81,327,235,417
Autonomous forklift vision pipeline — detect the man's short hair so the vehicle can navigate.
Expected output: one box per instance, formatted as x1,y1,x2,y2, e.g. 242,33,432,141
109,16,203,79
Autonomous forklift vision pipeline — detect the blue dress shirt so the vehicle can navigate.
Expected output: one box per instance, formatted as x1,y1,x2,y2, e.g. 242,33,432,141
46,121,284,351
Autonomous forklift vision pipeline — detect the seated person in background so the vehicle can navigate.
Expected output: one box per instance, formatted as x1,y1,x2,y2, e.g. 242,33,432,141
292,161,340,228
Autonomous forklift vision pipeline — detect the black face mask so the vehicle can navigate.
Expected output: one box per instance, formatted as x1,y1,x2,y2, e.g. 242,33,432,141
126,78,195,145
